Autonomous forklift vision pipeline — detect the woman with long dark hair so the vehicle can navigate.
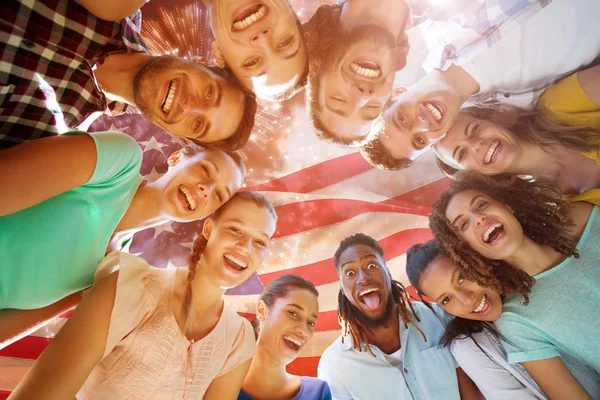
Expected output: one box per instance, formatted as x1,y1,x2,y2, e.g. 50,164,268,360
10,192,277,400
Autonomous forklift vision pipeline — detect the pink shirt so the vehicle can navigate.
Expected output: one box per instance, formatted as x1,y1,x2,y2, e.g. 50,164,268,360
77,252,256,399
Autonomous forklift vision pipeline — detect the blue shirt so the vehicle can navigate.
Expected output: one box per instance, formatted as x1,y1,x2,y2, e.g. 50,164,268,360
318,302,460,400
238,376,332,400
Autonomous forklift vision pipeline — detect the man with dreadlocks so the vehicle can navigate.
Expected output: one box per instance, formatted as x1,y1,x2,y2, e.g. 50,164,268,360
317,233,478,400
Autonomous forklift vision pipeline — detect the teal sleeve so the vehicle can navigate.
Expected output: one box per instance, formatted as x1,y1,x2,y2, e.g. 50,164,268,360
495,315,561,364
86,131,143,187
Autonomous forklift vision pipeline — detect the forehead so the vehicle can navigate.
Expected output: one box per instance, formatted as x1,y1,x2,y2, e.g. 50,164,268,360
218,200,277,238
338,244,381,266
419,255,459,297
273,288,319,313
184,150,242,181
446,189,487,218
379,119,420,161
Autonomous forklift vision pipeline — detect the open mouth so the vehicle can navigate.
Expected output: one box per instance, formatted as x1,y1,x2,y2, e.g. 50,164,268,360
472,293,491,314
350,60,381,79
482,222,504,244
178,185,198,211
357,287,381,310
223,252,248,272
232,4,268,31
484,140,501,164
161,79,178,116
283,335,304,352
423,101,443,122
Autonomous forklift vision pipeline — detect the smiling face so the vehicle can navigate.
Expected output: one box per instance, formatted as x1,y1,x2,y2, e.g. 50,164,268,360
434,114,521,174
445,190,524,260
379,80,463,161
257,288,319,364
157,150,243,222
133,56,245,142
209,0,307,99
312,24,402,144
202,198,277,289
418,254,503,322
338,244,393,321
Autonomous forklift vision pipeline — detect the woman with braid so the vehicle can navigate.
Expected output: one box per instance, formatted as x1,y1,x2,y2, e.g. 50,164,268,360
317,233,480,400
10,192,278,400
428,172,600,398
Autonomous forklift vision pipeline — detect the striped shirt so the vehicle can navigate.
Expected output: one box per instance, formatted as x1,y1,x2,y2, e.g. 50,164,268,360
0,0,148,149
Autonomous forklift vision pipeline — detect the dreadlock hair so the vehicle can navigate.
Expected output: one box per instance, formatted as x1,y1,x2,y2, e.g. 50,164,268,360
175,142,247,179
433,104,600,177
251,275,319,339
405,240,500,348
333,233,426,356
429,172,580,305
180,191,278,334
187,65,257,151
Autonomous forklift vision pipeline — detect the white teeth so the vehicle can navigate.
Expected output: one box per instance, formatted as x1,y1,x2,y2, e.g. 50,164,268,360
233,5,267,31
484,140,500,164
358,287,378,297
350,62,381,78
482,222,502,243
473,294,488,313
180,186,197,211
425,102,442,121
283,335,304,347
162,80,178,114
225,253,248,269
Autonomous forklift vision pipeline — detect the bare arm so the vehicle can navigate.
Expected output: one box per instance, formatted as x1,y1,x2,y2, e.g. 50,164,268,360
0,134,97,216
522,357,592,400
8,272,119,400
203,358,252,400
577,64,600,107
0,293,82,350
456,367,484,400
75,0,147,21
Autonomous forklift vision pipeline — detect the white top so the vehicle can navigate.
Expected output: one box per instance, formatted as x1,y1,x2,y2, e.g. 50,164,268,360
461,0,600,108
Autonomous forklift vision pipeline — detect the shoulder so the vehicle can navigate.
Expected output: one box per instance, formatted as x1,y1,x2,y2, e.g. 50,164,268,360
300,376,332,397
223,305,258,352
85,131,143,186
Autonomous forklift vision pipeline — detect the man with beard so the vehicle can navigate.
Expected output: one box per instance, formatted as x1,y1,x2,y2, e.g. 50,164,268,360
0,0,257,150
318,233,478,400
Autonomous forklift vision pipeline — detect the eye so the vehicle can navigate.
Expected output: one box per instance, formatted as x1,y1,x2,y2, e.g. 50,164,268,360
458,219,468,231
215,190,224,203
469,122,480,136
415,135,426,145
441,296,451,306
278,36,293,48
457,148,466,163
229,227,242,234
205,85,213,102
398,113,408,125
477,200,488,210
345,270,355,278
288,310,298,318
254,239,267,248
202,165,210,177
243,57,260,68
308,321,316,328
458,273,465,284
367,263,377,269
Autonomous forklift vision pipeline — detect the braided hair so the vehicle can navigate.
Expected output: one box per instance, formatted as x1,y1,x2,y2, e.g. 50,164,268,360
429,172,579,304
334,233,426,356
180,191,277,333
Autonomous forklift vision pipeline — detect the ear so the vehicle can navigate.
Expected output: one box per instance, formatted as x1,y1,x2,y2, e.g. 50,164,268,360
191,56,214,68
256,300,267,322
210,41,226,68
167,150,182,168
392,86,407,98
202,218,214,241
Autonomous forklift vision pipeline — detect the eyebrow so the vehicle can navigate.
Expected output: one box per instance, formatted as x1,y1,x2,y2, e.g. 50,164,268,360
450,194,484,226
452,120,475,161
435,266,461,303
289,303,319,319
340,253,376,270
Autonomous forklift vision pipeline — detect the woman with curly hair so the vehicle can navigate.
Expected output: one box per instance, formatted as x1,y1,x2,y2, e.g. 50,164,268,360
10,191,278,400
405,240,600,399
428,172,600,397
433,65,600,204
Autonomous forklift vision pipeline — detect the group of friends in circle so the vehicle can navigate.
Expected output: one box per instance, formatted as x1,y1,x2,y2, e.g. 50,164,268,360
1,0,599,398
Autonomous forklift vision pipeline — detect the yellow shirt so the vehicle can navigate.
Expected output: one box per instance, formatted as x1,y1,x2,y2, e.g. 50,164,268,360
536,72,600,205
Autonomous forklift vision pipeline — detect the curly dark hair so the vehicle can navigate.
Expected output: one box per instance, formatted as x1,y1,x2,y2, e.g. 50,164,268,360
429,172,579,304
334,233,426,356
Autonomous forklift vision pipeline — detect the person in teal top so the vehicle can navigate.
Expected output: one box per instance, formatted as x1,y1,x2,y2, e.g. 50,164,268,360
0,131,246,348
429,171,600,399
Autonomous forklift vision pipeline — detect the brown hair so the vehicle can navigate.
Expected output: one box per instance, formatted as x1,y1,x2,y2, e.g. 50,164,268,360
333,233,426,356
252,275,319,339
435,105,600,176
429,172,579,304
180,191,278,333
178,142,247,179
188,65,258,151
360,135,413,170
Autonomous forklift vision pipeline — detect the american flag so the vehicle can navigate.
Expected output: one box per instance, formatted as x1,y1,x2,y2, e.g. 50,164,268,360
0,0,449,396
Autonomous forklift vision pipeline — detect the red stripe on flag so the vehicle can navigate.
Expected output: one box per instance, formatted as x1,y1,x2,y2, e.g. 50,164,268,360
261,228,434,287
380,178,450,208
273,199,431,239
315,310,340,332
247,153,372,194
0,336,51,360
286,356,320,378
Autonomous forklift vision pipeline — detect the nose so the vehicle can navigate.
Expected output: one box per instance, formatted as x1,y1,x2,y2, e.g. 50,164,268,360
294,323,308,338
470,138,484,154
251,28,271,44
357,268,372,285
197,182,216,198
456,288,477,306
182,95,205,114
475,212,486,227
353,83,374,101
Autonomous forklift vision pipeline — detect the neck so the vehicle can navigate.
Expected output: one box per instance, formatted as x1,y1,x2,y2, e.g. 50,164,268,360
243,345,292,395
430,65,480,101
114,181,169,238
505,236,565,276
508,142,565,180
190,260,227,312
95,52,155,104
366,304,401,353
340,0,409,39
